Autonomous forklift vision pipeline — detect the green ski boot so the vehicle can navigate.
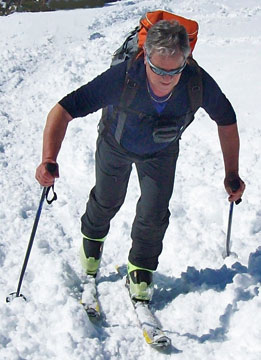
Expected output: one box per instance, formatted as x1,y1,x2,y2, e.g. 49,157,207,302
80,236,105,276
80,236,105,318
127,262,154,302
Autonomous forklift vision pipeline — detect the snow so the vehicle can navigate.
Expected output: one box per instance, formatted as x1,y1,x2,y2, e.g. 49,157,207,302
1,0,261,358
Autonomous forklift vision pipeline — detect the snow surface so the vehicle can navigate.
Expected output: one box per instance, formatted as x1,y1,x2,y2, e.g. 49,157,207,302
1,0,261,359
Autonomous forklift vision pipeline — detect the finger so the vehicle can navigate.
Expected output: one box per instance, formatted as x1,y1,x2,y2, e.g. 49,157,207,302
229,188,244,203
35,166,55,187
229,194,240,203
43,170,56,185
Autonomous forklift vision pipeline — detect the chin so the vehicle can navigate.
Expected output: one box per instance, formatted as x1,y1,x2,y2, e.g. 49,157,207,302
159,83,174,92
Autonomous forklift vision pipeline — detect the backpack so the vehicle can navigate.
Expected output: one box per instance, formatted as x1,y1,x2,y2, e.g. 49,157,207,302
111,10,199,66
100,10,203,146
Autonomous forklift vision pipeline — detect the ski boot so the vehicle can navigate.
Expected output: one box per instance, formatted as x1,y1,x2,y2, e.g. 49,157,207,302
127,261,154,302
80,236,105,317
80,235,105,276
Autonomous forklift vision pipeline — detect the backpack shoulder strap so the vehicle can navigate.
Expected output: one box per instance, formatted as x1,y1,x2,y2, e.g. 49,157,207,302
114,69,139,143
187,57,203,113
99,58,140,144
176,58,203,138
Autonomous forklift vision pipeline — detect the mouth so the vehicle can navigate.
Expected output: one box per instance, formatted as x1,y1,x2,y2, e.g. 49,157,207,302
160,82,172,87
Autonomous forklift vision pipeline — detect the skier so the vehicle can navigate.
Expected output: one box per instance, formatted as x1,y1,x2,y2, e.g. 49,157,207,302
36,20,245,304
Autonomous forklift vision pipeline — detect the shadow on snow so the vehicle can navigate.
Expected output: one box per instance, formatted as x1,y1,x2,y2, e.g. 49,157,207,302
152,247,261,343
65,247,261,347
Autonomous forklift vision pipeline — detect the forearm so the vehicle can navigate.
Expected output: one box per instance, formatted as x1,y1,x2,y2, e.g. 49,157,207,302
42,103,73,163
218,123,240,178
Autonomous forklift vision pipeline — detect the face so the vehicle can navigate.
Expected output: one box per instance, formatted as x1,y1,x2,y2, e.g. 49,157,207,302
144,51,185,97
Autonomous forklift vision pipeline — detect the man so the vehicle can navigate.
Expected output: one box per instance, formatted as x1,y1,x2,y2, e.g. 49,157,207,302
36,20,245,304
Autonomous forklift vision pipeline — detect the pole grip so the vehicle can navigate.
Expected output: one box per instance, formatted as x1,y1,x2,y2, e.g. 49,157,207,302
45,162,57,174
229,179,242,205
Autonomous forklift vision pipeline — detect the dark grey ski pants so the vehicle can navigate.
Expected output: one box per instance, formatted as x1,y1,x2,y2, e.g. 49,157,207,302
81,134,179,270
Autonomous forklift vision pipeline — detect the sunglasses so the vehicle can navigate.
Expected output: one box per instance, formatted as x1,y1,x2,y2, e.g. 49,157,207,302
146,55,186,76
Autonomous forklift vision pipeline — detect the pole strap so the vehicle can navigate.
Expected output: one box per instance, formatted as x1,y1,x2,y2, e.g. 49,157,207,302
45,185,57,204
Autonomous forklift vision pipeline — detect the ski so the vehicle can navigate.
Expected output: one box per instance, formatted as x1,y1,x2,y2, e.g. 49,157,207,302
80,275,100,318
80,269,171,348
131,299,171,348
115,265,171,348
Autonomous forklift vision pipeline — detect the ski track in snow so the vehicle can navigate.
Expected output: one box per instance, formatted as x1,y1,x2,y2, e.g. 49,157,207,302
0,0,261,359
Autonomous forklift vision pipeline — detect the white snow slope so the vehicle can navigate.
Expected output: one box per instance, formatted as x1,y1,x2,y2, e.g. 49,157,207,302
1,0,261,359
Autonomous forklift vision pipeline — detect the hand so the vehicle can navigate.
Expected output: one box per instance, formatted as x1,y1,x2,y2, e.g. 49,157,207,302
224,175,245,203
35,162,59,187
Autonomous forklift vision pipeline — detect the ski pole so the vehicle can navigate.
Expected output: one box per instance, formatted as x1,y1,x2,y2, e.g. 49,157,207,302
224,179,242,258
6,163,57,303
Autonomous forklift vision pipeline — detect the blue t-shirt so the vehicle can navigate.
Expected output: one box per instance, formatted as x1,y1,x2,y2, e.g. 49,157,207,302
59,57,236,155
146,80,169,115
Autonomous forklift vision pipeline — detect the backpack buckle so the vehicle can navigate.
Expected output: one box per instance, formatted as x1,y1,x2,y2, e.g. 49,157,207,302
126,78,137,88
192,84,201,92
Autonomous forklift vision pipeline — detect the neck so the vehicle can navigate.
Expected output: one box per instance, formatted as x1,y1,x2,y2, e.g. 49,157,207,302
147,80,173,98
146,80,173,103
147,79,173,97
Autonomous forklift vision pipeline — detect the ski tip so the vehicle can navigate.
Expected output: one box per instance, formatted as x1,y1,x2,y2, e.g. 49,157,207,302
143,329,171,348
86,307,100,318
80,300,100,318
